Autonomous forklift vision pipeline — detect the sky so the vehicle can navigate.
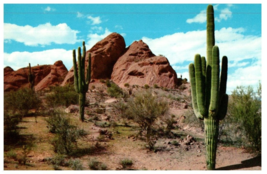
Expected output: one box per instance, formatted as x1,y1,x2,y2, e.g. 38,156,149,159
2,1,263,94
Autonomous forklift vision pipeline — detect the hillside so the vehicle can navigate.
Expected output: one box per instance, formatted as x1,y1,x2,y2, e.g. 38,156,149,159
4,81,261,170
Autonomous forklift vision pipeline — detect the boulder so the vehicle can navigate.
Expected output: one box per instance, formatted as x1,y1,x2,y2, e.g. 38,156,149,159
111,40,178,88
35,60,68,91
4,65,51,92
61,32,126,86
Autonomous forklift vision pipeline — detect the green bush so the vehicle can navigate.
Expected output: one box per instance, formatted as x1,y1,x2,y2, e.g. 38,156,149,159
124,90,169,150
4,88,41,117
45,85,79,107
4,113,20,139
45,111,87,154
124,83,130,88
144,84,150,89
224,84,261,152
120,159,133,169
153,84,159,88
107,81,127,98
88,159,107,170
69,159,83,170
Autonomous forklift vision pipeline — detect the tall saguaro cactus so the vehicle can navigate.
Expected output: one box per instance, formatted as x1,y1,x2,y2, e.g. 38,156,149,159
28,63,35,90
188,5,229,170
73,41,91,122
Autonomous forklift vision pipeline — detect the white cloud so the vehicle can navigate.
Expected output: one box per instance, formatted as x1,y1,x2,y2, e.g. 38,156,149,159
4,23,80,46
227,60,261,93
142,27,261,94
91,26,103,33
4,49,73,71
86,28,112,49
87,16,102,25
228,61,250,68
215,8,232,22
44,6,55,12
187,5,233,24
186,10,206,24
115,25,123,30
77,12,84,18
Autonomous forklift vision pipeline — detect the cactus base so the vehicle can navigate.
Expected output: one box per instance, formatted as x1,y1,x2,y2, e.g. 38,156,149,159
204,118,219,170
79,93,86,122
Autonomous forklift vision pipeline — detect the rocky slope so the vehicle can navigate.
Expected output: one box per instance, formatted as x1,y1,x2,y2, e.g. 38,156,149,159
4,32,179,92
111,40,178,88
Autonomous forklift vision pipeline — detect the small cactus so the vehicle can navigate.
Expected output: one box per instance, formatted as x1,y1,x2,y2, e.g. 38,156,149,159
73,41,91,122
28,63,35,90
188,5,228,170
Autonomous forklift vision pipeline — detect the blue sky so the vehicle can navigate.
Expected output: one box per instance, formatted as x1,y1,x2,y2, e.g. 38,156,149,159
3,2,262,94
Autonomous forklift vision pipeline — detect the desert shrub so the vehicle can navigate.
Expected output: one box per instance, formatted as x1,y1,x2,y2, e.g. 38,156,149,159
222,84,261,152
68,159,83,170
45,85,79,107
46,111,87,154
160,114,177,135
144,84,150,89
105,80,111,87
4,88,41,117
124,83,130,88
124,90,169,150
4,113,20,139
153,84,159,88
6,150,17,159
113,99,128,118
88,159,107,170
50,154,68,166
100,79,106,83
107,81,127,98
19,143,35,165
120,159,133,169
94,121,110,128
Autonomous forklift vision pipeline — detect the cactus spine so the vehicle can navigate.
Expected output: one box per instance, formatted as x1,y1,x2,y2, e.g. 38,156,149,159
28,63,35,90
73,41,91,122
188,5,228,170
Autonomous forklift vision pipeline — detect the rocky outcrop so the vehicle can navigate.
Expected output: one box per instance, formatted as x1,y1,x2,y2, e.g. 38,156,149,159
111,40,178,88
4,65,51,92
35,60,68,91
61,32,126,86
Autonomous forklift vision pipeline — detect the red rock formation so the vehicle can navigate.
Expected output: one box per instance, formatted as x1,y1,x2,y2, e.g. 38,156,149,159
35,60,68,91
4,65,51,92
61,32,126,86
111,40,178,88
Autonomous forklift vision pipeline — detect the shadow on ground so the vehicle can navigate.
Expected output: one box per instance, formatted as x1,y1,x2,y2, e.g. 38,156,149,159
216,155,261,170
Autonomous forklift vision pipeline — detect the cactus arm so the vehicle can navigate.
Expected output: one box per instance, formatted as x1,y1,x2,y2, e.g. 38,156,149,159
219,56,228,100
218,94,228,120
209,46,220,115
195,54,207,116
206,4,215,65
201,56,206,77
85,53,91,89
189,63,204,120
73,50,79,92
78,47,83,93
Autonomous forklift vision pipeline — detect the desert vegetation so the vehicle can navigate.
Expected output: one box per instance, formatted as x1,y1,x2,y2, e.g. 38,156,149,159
3,4,261,170
4,78,261,170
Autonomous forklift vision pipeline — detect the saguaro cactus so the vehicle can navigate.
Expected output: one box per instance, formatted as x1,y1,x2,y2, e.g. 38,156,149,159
28,63,35,90
188,4,228,170
73,41,91,122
